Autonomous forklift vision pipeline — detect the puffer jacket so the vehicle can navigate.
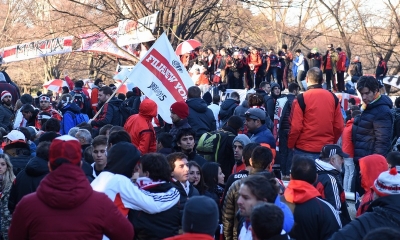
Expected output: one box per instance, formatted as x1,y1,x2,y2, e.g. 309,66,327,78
0,104,13,131
329,195,400,240
186,98,216,140
278,94,296,132
124,99,157,155
8,164,134,240
8,156,49,214
222,178,241,240
249,125,276,148
352,95,393,163
91,97,122,128
219,99,238,127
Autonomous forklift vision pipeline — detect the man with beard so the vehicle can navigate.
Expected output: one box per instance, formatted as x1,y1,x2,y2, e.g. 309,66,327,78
89,86,122,131
0,91,14,131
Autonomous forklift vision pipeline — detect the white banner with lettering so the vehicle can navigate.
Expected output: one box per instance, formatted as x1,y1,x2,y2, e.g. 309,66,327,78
117,12,158,46
1,36,73,64
116,33,194,124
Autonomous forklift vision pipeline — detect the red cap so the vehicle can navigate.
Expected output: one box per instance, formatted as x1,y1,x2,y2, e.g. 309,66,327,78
49,135,82,166
170,101,189,119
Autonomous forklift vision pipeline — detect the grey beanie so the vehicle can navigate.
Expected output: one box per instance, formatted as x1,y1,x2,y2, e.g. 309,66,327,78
182,196,219,236
232,134,251,148
270,82,281,90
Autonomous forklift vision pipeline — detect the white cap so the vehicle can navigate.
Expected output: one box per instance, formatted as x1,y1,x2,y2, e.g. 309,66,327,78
4,130,25,142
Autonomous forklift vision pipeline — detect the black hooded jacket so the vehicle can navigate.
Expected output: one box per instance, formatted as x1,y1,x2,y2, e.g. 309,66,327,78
8,156,49,214
329,195,400,240
91,97,123,128
105,142,141,178
219,99,239,127
186,98,216,140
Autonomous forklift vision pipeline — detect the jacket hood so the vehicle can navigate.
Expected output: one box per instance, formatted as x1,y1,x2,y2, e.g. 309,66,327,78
345,118,354,126
359,154,388,191
315,159,340,174
62,102,81,114
139,98,157,118
220,98,238,110
105,142,141,178
366,95,393,110
108,97,123,107
25,156,49,177
241,100,249,108
284,180,321,204
367,194,400,213
186,98,209,113
36,164,92,209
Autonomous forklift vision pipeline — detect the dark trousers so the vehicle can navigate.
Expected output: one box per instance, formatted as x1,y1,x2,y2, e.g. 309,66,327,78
279,130,293,176
296,70,305,90
325,69,334,90
337,71,345,92
283,65,290,89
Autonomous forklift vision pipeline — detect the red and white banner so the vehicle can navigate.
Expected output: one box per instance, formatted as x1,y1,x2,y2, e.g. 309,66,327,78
1,36,73,64
117,33,194,124
78,28,135,60
117,12,158,46
273,96,288,151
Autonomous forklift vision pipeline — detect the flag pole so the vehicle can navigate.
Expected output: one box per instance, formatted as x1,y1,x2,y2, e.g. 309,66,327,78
91,77,130,121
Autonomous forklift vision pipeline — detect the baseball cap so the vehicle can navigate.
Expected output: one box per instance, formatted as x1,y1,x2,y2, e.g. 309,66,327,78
4,130,25,142
320,144,349,159
245,108,266,121
49,135,82,166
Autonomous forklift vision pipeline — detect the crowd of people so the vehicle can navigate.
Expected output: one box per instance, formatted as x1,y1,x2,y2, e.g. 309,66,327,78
186,43,388,96
0,42,397,240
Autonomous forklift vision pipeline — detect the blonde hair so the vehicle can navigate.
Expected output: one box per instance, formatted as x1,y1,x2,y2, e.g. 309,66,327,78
0,154,15,191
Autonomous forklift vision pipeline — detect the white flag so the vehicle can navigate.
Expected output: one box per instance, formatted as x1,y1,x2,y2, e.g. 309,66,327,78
118,33,194,124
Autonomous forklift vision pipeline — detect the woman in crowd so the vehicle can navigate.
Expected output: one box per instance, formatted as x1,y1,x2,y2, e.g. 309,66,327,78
188,161,207,195
202,162,225,205
0,154,15,240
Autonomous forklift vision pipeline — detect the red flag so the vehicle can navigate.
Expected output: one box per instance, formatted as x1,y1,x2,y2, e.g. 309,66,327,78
64,75,74,91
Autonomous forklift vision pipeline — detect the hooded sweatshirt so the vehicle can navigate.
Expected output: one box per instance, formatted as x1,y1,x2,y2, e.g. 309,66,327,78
91,142,180,217
284,180,342,240
8,164,134,240
60,102,83,135
124,98,157,154
186,98,216,140
357,154,388,216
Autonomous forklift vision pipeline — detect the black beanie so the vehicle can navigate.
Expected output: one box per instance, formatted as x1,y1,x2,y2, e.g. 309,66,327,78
182,196,219,236
227,115,243,130
105,142,141,178
202,92,212,105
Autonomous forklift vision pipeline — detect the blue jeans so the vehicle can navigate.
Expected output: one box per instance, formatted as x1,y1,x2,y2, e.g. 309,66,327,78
293,149,320,160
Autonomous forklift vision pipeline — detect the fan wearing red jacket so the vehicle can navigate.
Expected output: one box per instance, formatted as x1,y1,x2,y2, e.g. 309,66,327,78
247,47,262,89
288,67,344,160
336,47,347,92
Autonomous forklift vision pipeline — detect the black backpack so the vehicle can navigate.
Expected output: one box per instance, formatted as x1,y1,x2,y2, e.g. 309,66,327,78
71,90,90,114
119,99,134,126
296,91,339,112
196,130,236,162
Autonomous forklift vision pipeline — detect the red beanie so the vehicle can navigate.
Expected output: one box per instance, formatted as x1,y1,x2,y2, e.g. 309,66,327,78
170,101,189,119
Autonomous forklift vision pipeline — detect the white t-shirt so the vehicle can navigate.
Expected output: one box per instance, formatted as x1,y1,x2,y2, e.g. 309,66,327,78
208,103,220,129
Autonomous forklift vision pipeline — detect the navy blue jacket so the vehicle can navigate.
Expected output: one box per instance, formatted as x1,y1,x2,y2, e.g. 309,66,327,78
352,95,393,163
249,124,276,148
329,195,400,240
219,99,239,127
186,98,216,139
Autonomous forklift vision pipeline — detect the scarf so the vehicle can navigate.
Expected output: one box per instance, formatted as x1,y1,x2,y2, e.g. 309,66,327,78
361,92,381,111
136,177,165,190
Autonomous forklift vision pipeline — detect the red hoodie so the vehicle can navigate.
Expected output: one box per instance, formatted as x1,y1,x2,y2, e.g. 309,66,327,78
284,180,321,204
165,233,214,240
342,118,354,157
356,154,388,216
336,51,347,72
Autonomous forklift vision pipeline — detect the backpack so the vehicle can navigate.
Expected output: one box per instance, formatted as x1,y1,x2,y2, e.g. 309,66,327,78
119,99,134,126
71,90,90,114
296,91,339,113
63,111,89,133
196,130,236,162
